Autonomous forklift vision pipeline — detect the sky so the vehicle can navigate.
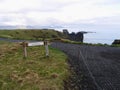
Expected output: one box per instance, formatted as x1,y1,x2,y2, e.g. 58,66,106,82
0,0,120,27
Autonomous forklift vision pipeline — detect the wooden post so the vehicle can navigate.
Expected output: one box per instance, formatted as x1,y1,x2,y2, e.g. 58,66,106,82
44,41,49,57
21,41,49,58
22,42,28,58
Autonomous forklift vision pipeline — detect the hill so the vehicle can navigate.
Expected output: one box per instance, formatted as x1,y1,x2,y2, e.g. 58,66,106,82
0,29,67,40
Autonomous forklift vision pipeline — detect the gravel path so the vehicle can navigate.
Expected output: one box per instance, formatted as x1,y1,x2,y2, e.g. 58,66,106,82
51,42,120,90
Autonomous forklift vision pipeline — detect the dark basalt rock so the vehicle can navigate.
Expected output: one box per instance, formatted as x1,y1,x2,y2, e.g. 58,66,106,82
63,29,69,35
112,39,120,44
63,29,84,42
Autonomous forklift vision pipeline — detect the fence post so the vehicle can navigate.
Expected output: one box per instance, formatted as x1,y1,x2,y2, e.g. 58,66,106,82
44,41,49,57
22,42,28,58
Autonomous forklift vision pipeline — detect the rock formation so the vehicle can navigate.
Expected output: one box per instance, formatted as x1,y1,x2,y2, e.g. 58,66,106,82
63,29,84,42
112,39,120,44
63,29,69,35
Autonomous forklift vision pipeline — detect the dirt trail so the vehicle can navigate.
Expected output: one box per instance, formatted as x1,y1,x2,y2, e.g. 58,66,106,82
51,42,120,90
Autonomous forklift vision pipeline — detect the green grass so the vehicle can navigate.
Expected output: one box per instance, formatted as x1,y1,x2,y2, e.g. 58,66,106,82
0,29,66,40
60,39,110,47
111,44,120,47
0,42,69,90
61,39,120,47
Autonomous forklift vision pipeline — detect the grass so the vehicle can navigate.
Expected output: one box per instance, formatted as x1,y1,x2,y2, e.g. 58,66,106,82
0,29,67,40
60,39,111,47
61,39,120,47
0,41,69,90
111,44,120,47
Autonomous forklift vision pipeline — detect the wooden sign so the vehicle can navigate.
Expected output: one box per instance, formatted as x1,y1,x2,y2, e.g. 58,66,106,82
28,42,44,46
21,41,49,58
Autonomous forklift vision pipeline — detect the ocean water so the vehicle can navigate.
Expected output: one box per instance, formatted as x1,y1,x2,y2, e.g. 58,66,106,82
54,27,120,45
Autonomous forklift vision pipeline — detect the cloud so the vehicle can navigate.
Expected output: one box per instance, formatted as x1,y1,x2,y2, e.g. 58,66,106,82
0,0,120,26
73,15,120,25
0,0,78,13
0,13,27,25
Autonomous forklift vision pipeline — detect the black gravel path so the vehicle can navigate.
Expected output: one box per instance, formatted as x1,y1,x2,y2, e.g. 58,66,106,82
51,42,120,90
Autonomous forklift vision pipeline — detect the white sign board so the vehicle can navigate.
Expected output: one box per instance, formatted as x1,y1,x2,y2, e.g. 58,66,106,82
28,42,44,46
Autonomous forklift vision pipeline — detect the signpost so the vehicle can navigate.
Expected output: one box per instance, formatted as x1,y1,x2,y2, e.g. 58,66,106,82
28,42,44,46
21,41,49,58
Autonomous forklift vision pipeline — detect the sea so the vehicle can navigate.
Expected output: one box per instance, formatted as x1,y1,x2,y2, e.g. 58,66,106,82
54,27,120,45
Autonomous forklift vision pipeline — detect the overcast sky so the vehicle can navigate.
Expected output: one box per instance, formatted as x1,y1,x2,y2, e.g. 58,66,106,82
0,0,120,27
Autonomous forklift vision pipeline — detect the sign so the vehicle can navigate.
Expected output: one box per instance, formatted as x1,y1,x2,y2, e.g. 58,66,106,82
21,41,49,58
28,42,44,46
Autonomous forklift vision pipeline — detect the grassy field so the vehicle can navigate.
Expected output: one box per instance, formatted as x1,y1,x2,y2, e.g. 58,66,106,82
0,41,69,90
0,29,66,40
